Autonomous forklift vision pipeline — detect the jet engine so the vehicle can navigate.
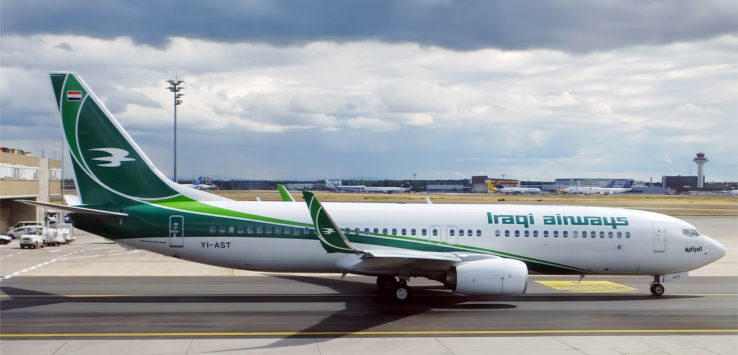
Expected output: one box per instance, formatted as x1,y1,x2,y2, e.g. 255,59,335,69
445,258,528,296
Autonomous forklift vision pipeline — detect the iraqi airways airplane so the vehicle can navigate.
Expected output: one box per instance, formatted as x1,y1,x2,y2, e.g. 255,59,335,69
26,72,726,301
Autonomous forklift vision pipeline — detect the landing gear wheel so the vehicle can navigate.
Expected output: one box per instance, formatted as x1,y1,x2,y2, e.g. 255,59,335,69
650,283,665,296
393,283,411,301
377,276,397,293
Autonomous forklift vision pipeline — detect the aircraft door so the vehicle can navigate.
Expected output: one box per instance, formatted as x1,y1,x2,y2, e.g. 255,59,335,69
169,215,184,247
446,225,458,245
653,222,665,252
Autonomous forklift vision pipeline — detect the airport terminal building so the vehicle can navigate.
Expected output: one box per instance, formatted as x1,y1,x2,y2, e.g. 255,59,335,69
0,148,61,232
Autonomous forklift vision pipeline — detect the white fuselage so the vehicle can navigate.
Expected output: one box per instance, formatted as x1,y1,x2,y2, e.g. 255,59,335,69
122,201,725,277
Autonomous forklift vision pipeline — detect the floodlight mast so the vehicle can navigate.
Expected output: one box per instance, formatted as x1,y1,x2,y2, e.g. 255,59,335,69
166,79,184,182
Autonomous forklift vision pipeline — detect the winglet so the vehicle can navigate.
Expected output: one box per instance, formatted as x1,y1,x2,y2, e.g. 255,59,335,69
277,184,295,202
302,191,363,254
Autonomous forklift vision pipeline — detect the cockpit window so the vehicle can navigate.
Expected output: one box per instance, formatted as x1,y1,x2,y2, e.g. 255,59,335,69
682,229,700,237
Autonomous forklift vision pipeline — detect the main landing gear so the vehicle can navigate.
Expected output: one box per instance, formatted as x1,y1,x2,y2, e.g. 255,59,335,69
377,275,412,301
650,275,665,296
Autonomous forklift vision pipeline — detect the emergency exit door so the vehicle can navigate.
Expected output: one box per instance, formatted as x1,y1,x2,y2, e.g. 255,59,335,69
169,215,184,247
653,222,665,252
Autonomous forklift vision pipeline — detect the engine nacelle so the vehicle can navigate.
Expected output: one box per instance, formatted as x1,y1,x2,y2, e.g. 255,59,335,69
445,258,528,296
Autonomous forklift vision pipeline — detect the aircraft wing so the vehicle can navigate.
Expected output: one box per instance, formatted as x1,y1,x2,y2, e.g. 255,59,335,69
302,191,493,275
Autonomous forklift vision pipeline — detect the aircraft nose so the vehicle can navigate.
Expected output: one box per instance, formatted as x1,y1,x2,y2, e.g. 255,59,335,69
706,236,726,261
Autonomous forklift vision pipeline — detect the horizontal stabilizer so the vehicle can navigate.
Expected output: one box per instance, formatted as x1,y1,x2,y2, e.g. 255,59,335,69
17,200,128,217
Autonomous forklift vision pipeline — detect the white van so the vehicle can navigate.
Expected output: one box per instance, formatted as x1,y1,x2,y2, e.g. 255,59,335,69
7,221,43,239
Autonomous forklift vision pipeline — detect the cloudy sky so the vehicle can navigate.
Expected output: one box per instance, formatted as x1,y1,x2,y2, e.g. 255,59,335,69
2,1,736,182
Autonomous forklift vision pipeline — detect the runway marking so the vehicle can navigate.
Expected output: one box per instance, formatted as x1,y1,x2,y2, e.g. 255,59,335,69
536,280,637,293
0,247,112,283
1,329,736,338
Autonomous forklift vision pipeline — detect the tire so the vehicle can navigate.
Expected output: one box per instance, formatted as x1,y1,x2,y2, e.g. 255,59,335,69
650,283,665,296
393,284,411,301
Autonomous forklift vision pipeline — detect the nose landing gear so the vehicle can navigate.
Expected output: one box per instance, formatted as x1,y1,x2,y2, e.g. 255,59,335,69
650,276,665,296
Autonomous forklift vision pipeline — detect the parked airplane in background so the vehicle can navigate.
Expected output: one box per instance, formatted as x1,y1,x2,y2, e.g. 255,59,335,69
564,180,634,195
183,176,217,191
26,72,725,302
325,180,412,194
487,181,542,194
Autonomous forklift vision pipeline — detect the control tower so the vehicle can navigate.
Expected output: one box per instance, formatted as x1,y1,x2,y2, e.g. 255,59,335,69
693,152,708,189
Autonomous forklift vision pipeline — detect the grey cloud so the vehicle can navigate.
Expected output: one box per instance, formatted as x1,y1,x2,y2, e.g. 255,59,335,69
3,0,735,52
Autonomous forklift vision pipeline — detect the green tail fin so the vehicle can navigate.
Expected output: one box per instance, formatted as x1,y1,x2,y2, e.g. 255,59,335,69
50,72,181,206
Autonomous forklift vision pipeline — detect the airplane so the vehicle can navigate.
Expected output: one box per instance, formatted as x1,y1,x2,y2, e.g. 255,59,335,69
487,181,542,194
564,180,634,195
183,176,218,191
25,72,726,302
325,179,368,193
325,180,412,194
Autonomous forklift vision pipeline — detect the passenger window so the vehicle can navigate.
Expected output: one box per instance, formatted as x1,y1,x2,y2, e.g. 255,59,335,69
505,230,510,237
581,231,586,238
573,231,578,238
383,228,388,234
608,231,613,238
495,230,501,237
459,229,464,237
544,231,549,238
237,226,244,234
476,229,482,237
626,231,631,238
468,229,473,237
401,228,407,236
373,228,379,234
247,226,254,234
392,228,397,235
209,225,216,234
411,229,417,236
600,231,605,238
524,230,529,237
553,231,559,238
292,227,299,235
533,230,539,238
432,229,438,236
450,229,456,237
228,226,235,234
285,227,291,235
422,229,427,236
617,231,622,238
218,226,226,234
355,228,360,234
266,226,272,234
514,230,520,237
256,226,263,234
563,231,568,238
345,228,350,234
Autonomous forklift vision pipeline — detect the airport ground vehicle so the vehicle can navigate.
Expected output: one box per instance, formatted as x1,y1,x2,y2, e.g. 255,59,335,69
57,224,75,244
6,222,43,239
43,228,65,246
19,231,44,249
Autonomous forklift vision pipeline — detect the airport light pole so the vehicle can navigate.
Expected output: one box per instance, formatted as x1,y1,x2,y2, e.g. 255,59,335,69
166,79,184,182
